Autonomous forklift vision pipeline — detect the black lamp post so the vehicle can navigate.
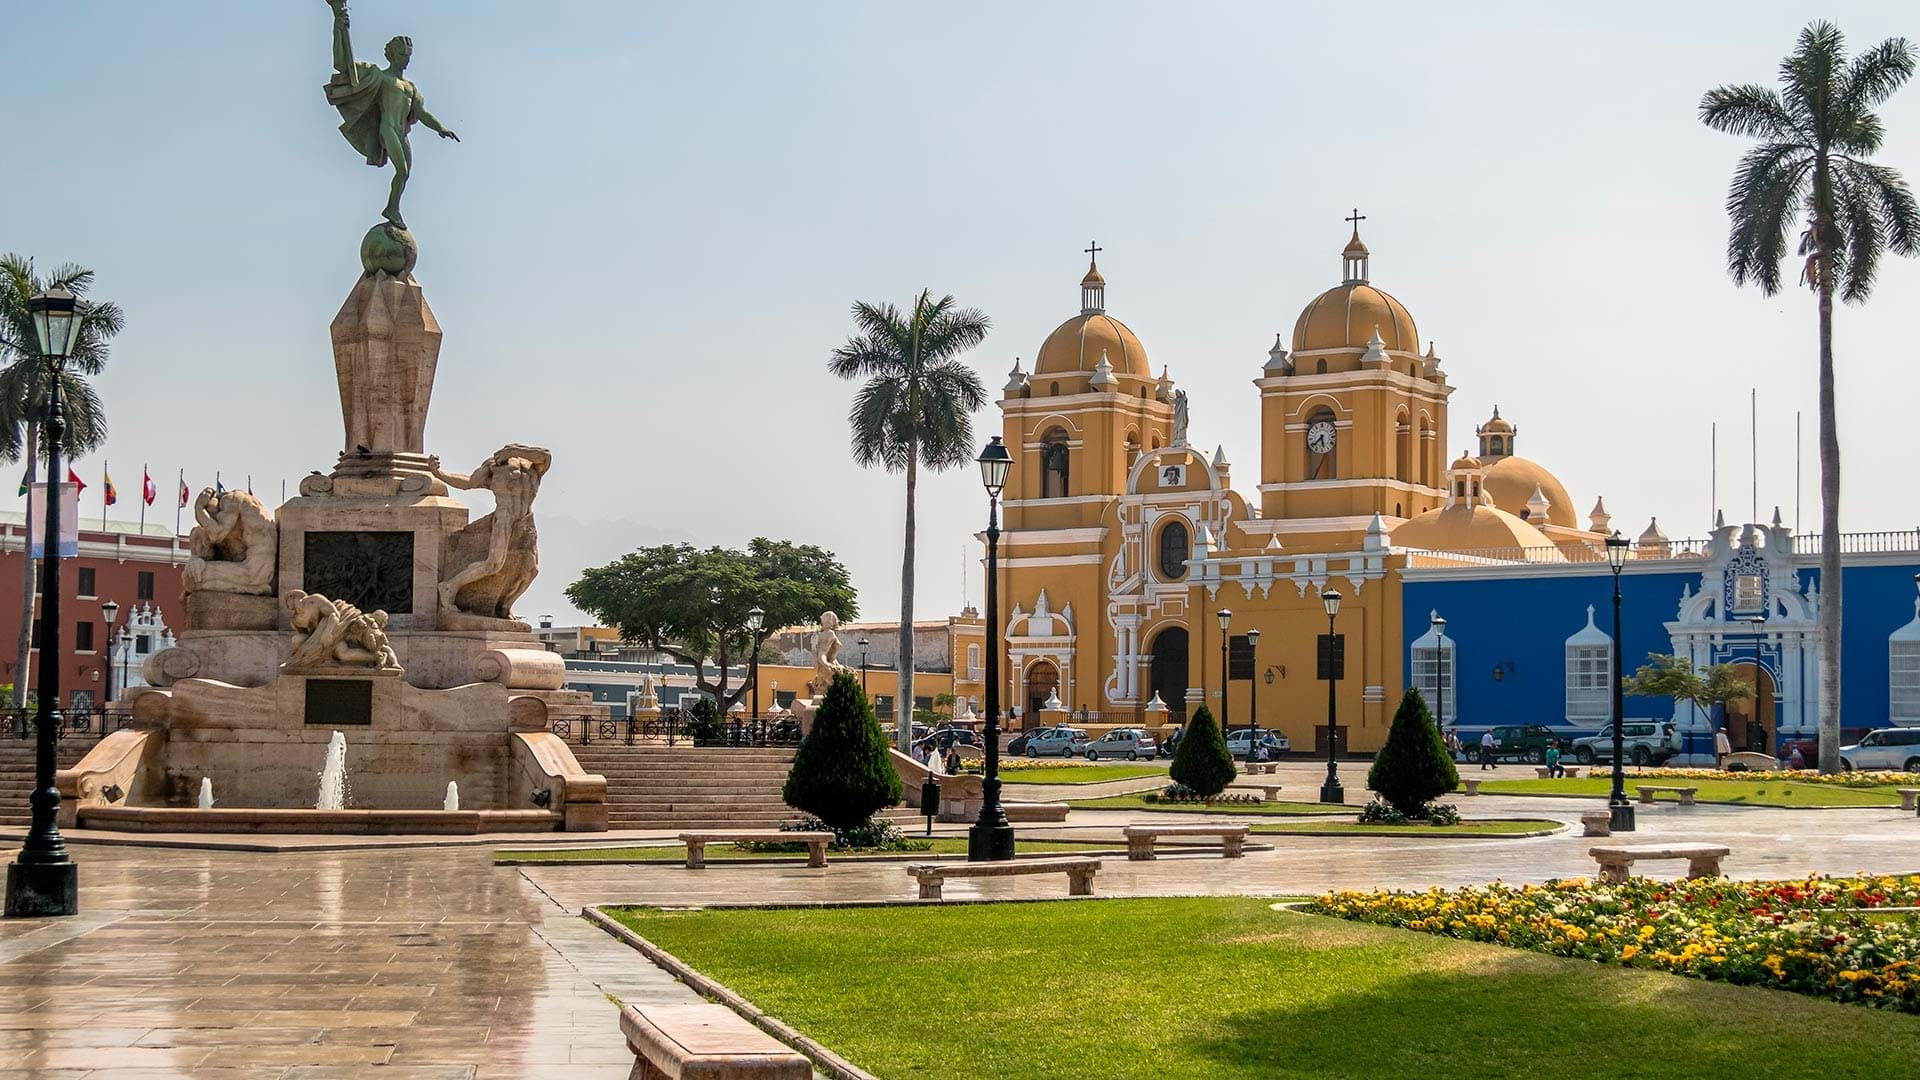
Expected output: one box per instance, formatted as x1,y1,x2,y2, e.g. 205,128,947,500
969,436,1016,862
1216,607,1232,752
1319,589,1345,804
745,606,765,723
1605,531,1635,831
6,285,87,919
857,637,870,694
100,600,120,708
1430,613,1448,732
1245,628,1261,758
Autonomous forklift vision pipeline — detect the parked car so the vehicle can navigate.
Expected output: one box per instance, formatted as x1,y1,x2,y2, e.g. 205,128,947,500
1479,724,1562,764
1009,725,1069,756
1225,728,1290,760
1023,727,1090,758
1571,722,1678,766
1085,728,1158,760
1839,727,1920,772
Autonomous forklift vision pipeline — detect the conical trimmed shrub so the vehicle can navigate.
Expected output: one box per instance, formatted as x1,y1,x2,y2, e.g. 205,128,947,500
1367,687,1459,816
782,670,903,829
1169,704,1236,797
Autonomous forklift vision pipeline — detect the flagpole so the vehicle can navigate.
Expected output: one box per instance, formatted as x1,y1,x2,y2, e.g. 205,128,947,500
175,468,184,538
102,459,108,531
139,463,148,534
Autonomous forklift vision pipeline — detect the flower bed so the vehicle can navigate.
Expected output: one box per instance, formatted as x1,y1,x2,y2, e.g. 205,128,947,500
997,758,1117,771
1623,767,1920,788
1144,788,1263,805
1308,875,1920,1012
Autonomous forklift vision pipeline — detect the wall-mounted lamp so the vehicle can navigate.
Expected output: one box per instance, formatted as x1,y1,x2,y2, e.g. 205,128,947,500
1263,664,1286,684
1491,661,1516,682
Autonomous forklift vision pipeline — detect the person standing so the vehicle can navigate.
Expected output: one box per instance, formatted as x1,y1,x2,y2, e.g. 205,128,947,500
1713,727,1732,771
1479,729,1497,771
944,745,961,775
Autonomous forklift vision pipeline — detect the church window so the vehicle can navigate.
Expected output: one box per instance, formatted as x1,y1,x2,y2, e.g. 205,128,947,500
1041,432,1070,499
1126,431,1141,469
1566,646,1611,723
967,644,981,676
1893,641,1920,723
1157,519,1191,580
1395,410,1411,483
1049,381,1060,396
1732,575,1764,614
1315,359,1327,374
1411,626,1455,726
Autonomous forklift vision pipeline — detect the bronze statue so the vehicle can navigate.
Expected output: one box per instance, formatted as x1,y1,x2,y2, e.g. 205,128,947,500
324,0,458,230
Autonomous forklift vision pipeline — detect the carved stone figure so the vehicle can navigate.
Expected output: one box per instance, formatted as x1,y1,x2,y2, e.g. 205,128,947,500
283,589,401,671
1171,389,1190,446
184,489,278,597
808,612,848,698
431,444,551,629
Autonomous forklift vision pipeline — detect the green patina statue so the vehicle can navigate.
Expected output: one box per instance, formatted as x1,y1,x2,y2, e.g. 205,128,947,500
324,0,458,233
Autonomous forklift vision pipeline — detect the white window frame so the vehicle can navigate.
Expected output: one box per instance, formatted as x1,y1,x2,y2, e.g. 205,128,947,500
1565,644,1612,724
1410,644,1455,726
1892,640,1920,724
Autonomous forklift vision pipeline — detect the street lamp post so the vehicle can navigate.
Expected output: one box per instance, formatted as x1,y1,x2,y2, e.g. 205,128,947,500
1245,628,1261,760
745,606,765,723
1216,608,1232,755
857,637,870,695
1319,590,1345,804
6,285,87,919
1605,531,1635,831
1749,614,1767,754
100,600,120,709
1431,613,1447,732
969,436,1016,862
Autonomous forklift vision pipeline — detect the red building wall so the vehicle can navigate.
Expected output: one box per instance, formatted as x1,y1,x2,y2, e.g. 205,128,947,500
0,516,187,708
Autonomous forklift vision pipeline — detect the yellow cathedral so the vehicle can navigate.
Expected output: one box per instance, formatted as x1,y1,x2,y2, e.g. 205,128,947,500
991,225,1615,752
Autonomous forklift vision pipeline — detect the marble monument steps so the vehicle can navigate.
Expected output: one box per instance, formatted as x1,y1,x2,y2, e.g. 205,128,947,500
0,738,96,827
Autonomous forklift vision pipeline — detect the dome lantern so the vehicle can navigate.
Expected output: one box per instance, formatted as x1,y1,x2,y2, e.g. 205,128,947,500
1341,208,1370,283
1080,240,1105,314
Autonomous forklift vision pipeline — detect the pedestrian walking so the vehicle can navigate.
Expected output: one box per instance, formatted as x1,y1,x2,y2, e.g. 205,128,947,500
1479,729,1497,771
1714,727,1732,770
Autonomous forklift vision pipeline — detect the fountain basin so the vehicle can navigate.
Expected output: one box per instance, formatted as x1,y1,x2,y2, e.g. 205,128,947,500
77,806,559,834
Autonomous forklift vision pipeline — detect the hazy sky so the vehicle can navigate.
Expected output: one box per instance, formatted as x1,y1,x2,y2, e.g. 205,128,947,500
3,2,1916,625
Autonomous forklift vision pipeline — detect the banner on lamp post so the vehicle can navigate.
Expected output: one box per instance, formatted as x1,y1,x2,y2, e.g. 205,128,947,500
27,482,81,559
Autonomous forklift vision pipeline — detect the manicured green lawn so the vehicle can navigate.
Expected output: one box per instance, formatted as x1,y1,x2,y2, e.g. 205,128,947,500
1477,777,1902,807
1070,793,1350,815
606,898,1920,1078
495,837,1112,864
998,763,1166,784
1250,818,1561,838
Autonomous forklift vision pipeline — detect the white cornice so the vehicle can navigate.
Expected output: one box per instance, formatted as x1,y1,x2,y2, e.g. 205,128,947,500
1000,527,1108,546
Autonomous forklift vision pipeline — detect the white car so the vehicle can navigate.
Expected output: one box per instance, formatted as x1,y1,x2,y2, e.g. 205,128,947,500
1225,728,1290,760
1086,728,1158,761
1838,728,1920,772
1024,727,1089,758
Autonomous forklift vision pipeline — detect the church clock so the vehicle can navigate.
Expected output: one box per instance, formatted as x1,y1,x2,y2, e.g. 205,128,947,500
1306,419,1336,478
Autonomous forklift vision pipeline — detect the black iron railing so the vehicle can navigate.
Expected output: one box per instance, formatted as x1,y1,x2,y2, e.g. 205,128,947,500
547,707,800,748
2,706,128,743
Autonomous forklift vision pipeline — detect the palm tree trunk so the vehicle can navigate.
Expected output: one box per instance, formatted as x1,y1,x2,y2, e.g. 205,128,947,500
1815,265,1843,773
12,421,38,708
897,448,917,751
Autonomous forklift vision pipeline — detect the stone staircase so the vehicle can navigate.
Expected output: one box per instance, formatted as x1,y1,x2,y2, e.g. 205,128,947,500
0,736,96,828
567,743,807,831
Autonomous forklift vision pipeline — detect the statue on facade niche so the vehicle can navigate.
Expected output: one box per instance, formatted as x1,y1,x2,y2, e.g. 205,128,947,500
808,612,849,699
324,0,459,231
283,590,401,671
1171,389,1190,446
431,445,550,629
185,489,278,597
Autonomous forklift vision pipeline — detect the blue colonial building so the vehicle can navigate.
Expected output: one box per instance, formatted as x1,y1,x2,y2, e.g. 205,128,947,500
1401,514,1920,762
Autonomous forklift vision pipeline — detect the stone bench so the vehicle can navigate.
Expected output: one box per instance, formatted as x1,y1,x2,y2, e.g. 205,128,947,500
1580,811,1612,837
906,857,1099,900
1534,766,1583,779
1245,762,1279,775
1900,788,1920,812
1590,843,1730,884
677,831,833,869
620,1003,810,1079
1460,778,1483,796
1635,785,1698,806
1261,784,1282,803
1122,824,1249,861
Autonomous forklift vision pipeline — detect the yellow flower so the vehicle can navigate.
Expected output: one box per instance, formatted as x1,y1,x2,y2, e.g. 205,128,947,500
1620,944,1640,960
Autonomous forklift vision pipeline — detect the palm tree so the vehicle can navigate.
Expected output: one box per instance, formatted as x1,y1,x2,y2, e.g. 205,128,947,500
829,291,989,749
0,256,122,706
1701,23,1919,773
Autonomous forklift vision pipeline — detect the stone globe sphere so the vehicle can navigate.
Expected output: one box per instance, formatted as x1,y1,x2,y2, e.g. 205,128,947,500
360,223,419,277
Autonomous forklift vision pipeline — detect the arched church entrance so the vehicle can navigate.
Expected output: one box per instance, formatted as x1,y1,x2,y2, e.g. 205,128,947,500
1724,663,1777,753
1148,627,1189,723
1024,660,1060,721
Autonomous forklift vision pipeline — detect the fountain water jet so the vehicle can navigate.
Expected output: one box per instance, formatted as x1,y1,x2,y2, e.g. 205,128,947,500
316,730,349,811
444,781,459,812
198,777,214,810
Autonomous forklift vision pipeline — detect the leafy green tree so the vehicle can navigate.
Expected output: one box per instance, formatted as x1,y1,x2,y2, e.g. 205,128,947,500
1624,653,1753,730
0,256,123,708
1169,704,1235,797
1701,23,1920,771
829,291,989,750
782,671,902,829
1367,688,1459,817
567,538,856,711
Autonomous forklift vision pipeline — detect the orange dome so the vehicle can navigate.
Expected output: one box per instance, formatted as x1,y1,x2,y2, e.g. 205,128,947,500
1292,282,1419,354
1034,312,1150,377
1391,503,1564,560
1484,456,1577,529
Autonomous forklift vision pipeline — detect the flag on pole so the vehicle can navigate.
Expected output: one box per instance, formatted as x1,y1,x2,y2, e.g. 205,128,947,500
66,466,87,495
16,467,27,498
103,467,117,507
215,472,224,495
142,467,156,506
177,474,189,508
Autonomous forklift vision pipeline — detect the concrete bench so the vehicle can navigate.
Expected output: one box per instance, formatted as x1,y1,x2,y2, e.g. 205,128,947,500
677,830,833,869
1900,788,1920,812
1261,784,1282,803
1580,811,1612,837
1590,843,1730,884
1635,785,1698,806
620,1002,810,1079
1534,766,1583,779
1460,778,1483,796
906,857,1098,900
1243,762,1279,775
1122,824,1249,861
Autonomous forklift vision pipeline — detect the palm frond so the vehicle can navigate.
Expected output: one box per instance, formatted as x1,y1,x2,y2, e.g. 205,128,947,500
1699,84,1800,141
1781,21,1848,140
1841,37,1917,109
1830,165,1882,303
1847,159,1920,255
1724,143,1811,293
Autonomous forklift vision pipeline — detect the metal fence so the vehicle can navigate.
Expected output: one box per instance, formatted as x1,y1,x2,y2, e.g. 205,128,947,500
547,708,801,748
2,707,127,743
